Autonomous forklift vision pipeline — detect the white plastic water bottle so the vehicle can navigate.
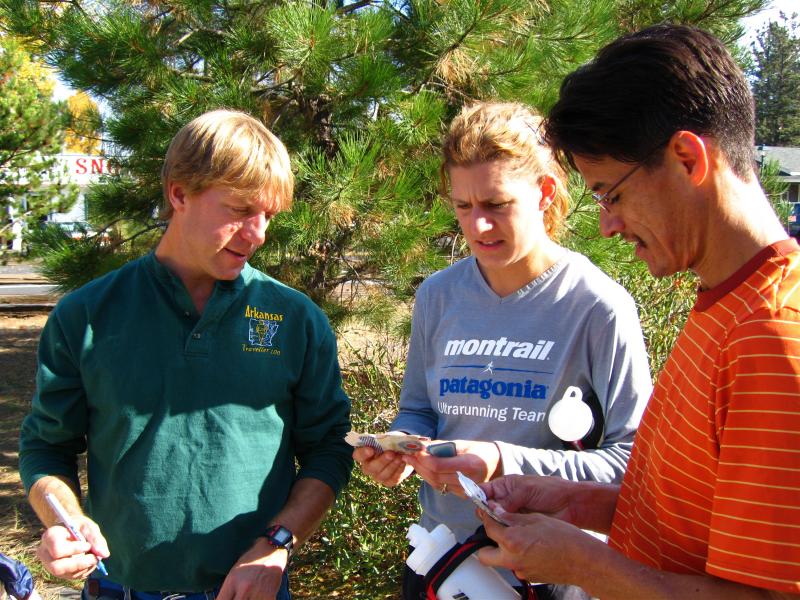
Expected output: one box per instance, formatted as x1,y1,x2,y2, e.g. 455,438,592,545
406,523,521,600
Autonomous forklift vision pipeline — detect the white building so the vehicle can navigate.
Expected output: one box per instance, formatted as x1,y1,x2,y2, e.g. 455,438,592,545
757,146,800,204
7,153,118,251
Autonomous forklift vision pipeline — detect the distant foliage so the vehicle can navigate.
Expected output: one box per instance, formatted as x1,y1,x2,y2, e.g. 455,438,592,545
759,157,791,218
294,339,416,599
0,36,76,258
65,91,102,154
749,12,800,146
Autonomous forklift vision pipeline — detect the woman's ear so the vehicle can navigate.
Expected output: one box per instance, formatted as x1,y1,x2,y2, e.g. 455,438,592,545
539,174,557,211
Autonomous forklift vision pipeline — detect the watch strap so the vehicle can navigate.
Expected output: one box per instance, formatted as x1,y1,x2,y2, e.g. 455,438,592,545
264,524,294,558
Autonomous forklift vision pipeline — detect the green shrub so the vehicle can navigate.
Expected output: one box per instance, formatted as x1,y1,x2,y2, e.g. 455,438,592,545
293,342,415,600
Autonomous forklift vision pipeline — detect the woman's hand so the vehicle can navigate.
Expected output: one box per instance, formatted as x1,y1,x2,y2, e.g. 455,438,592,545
353,446,415,487
401,440,501,497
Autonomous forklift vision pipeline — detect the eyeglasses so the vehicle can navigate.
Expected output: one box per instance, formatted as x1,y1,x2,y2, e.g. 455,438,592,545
590,162,646,211
589,141,670,211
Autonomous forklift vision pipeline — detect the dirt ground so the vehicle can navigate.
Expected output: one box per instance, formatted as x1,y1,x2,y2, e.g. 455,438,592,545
0,312,80,598
0,311,48,545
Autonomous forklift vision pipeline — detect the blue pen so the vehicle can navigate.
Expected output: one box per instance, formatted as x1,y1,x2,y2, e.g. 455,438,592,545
45,492,109,576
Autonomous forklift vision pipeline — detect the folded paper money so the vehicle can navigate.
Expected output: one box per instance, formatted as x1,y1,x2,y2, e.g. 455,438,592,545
345,431,431,454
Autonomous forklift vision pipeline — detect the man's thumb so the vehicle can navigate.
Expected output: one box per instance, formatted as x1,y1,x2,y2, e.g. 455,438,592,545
476,546,505,569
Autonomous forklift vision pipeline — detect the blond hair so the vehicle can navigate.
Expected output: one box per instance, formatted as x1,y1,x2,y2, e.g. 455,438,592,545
441,101,569,239
160,109,293,219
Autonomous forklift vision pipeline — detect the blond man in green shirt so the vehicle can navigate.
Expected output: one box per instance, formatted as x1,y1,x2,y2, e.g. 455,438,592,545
20,110,353,600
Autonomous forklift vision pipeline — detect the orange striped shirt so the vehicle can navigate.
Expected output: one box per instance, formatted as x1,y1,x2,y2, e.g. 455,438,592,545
609,240,800,593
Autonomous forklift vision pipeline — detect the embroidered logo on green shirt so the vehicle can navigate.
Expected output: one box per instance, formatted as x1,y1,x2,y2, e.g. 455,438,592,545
243,304,283,354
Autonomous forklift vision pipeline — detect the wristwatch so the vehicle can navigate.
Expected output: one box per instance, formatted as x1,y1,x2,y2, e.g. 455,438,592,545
264,524,294,558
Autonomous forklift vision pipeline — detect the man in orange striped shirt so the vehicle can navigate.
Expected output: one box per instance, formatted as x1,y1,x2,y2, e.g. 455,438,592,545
476,24,800,599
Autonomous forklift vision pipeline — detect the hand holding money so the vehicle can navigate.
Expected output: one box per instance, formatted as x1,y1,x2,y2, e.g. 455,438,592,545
349,431,425,488
345,431,431,454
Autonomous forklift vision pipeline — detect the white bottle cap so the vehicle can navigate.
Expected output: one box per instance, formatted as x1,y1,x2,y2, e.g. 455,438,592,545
548,386,594,442
406,523,456,576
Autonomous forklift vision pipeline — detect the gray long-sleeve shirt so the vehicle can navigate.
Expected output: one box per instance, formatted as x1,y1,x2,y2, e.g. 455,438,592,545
392,252,652,542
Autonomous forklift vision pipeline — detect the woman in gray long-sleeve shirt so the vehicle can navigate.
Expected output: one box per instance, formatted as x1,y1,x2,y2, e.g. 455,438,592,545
354,101,653,600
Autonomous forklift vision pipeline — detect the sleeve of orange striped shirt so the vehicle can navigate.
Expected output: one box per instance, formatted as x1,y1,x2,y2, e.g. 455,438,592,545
707,306,800,593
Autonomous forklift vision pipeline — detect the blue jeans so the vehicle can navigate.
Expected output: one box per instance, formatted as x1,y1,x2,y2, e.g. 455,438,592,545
82,571,291,600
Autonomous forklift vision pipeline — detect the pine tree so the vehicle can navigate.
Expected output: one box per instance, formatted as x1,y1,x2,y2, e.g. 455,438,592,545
0,0,769,327
0,36,76,258
749,11,800,146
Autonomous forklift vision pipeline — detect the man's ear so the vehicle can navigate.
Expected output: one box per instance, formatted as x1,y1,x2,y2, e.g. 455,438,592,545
539,174,557,211
167,182,188,213
668,131,709,186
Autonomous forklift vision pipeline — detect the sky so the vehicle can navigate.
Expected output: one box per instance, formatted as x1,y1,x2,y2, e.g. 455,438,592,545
50,0,799,102
740,0,799,47
53,77,77,102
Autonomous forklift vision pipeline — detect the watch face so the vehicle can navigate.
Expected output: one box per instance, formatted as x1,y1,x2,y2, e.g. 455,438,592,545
269,526,293,547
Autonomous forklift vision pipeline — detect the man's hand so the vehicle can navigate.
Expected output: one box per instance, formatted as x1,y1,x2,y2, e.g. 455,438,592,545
476,511,602,585
479,474,576,522
480,474,621,534
217,537,288,600
216,477,333,599
354,446,415,487
401,440,501,498
37,515,109,580
477,511,800,600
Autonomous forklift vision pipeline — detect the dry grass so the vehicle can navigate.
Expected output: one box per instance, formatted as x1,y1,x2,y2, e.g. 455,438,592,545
0,313,81,598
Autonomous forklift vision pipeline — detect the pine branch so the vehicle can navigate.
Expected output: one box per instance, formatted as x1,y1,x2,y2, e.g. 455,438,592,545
114,222,165,247
415,33,475,93
268,98,295,129
420,79,474,103
174,30,196,47
0,143,50,169
166,66,213,82
339,0,376,15
386,3,410,23
147,6,175,25
67,132,116,145
252,72,298,93
413,4,497,94
694,0,762,23
38,0,86,13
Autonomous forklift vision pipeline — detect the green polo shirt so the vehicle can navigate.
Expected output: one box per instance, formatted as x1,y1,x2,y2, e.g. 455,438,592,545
19,253,353,591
